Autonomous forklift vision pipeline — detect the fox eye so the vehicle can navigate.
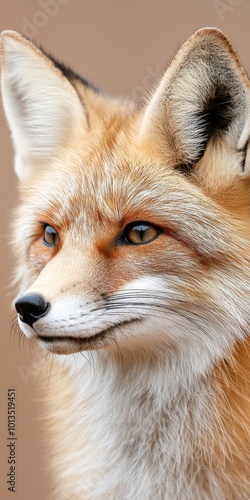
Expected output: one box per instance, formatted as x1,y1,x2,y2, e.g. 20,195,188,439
121,222,161,245
43,225,59,247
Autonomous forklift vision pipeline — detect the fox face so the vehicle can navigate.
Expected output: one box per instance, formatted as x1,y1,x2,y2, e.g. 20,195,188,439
1,28,250,366
2,28,250,500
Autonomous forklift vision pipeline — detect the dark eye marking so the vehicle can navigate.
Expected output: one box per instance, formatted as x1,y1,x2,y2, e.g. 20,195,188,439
41,224,59,247
116,221,161,246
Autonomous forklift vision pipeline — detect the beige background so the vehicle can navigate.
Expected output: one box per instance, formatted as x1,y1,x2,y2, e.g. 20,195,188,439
0,1,250,498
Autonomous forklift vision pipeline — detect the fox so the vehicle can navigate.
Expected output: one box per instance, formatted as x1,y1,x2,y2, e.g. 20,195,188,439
1,27,250,499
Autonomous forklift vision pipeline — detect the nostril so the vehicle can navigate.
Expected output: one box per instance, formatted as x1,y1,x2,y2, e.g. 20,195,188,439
15,293,50,328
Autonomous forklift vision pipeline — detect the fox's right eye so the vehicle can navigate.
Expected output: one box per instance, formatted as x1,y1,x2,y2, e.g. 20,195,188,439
43,225,59,247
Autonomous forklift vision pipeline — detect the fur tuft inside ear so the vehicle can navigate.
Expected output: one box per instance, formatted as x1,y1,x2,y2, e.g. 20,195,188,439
140,28,250,168
0,31,86,181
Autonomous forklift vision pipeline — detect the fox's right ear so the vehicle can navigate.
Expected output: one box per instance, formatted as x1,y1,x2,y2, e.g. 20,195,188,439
0,31,86,182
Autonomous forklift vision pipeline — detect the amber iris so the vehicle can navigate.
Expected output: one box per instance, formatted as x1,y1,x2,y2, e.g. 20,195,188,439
123,222,161,245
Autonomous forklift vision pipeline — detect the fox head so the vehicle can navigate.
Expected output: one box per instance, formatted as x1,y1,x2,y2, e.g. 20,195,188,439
1,29,250,368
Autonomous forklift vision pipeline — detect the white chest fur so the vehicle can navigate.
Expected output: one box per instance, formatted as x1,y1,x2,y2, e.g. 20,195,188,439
45,350,226,500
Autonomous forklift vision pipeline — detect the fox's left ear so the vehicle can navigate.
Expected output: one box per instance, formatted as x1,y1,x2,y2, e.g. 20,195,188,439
139,28,250,175
0,31,86,181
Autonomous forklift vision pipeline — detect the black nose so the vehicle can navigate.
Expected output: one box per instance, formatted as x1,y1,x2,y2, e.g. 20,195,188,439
15,293,50,328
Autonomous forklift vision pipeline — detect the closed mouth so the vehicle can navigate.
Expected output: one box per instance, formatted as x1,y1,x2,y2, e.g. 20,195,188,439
37,318,141,351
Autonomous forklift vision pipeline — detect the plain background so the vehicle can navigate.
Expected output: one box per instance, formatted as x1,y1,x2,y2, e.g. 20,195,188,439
0,1,250,498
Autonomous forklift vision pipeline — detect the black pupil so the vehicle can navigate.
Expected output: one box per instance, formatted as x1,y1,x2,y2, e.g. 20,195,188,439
133,225,148,240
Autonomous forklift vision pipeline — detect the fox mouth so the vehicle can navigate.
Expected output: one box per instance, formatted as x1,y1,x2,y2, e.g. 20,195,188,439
36,318,141,354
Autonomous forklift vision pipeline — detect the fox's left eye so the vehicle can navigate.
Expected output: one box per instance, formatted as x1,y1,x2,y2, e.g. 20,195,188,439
121,221,161,245
43,225,59,247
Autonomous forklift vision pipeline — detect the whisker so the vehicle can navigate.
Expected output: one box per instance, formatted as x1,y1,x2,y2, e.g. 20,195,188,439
35,353,49,384
86,290,225,348
46,353,54,387
80,351,94,368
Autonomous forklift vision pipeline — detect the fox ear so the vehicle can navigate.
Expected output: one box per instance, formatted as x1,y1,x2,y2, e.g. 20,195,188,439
0,31,86,181
139,28,250,171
